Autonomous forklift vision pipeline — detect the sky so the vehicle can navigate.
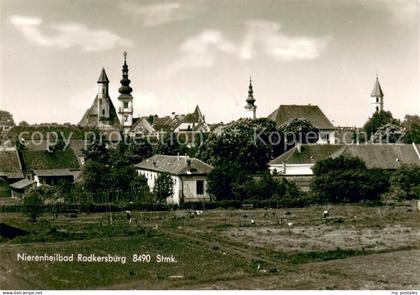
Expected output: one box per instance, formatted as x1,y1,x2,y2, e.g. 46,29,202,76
0,0,419,127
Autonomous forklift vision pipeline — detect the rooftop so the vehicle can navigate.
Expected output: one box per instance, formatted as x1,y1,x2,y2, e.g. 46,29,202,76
269,144,420,170
135,154,213,175
268,104,335,130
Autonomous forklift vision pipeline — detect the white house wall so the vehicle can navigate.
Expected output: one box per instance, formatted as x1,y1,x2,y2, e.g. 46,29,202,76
269,164,314,176
137,169,210,204
317,130,336,144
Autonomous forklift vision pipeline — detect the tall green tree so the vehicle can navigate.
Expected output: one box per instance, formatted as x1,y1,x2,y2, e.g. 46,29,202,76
0,110,15,127
23,188,44,222
402,115,420,144
363,110,400,140
153,173,174,204
280,118,319,146
197,118,280,174
311,156,390,203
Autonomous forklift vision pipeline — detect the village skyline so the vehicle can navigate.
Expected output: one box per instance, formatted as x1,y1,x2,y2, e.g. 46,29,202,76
1,0,419,127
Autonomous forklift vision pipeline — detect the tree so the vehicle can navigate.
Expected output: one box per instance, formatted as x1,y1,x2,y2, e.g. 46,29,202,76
0,110,15,127
197,118,280,174
402,115,420,144
311,156,390,203
82,160,111,193
235,172,300,202
153,173,174,204
388,165,420,200
207,162,250,201
280,118,319,146
18,121,30,127
372,123,404,143
363,110,400,140
23,188,44,222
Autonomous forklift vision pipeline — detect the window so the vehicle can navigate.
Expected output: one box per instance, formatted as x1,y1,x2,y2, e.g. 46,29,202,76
376,97,379,103
124,102,129,108
196,180,204,195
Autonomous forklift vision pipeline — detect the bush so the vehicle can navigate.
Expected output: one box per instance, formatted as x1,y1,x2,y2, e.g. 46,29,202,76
311,156,390,203
22,188,44,222
387,165,420,200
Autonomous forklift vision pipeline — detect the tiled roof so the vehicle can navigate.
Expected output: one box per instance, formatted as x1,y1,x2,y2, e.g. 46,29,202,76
0,147,23,179
135,154,213,175
268,105,335,129
269,144,344,165
22,149,80,171
371,77,384,97
337,144,420,169
269,144,420,169
10,178,36,190
33,169,76,177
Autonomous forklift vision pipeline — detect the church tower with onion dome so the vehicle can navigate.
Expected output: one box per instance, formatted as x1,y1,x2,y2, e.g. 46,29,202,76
244,77,257,119
117,51,134,132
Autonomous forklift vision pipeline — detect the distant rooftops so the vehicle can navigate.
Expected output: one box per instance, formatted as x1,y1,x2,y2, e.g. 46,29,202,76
135,154,213,175
269,144,420,170
268,104,335,130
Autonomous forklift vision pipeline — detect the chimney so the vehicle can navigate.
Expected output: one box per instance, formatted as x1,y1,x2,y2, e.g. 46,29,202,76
296,142,301,153
171,112,176,119
186,159,192,173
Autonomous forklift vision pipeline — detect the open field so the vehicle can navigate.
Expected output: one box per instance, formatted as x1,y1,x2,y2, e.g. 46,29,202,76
0,202,419,289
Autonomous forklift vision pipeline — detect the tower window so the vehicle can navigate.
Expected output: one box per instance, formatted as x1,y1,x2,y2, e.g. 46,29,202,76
102,110,105,115
376,97,379,103
376,106,379,112
124,102,128,108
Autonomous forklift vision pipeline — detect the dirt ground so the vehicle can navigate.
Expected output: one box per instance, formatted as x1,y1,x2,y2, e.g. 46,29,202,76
1,202,419,289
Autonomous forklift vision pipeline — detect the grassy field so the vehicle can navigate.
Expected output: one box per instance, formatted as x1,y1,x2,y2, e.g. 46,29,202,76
0,202,420,289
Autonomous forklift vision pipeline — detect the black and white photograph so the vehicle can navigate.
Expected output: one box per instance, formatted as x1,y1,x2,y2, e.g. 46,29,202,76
0,0,419,292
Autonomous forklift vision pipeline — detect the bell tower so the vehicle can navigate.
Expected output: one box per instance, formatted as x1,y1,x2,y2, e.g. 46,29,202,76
97,68,110,121
117,51,134,132
370,75,384,114
244,77,257,119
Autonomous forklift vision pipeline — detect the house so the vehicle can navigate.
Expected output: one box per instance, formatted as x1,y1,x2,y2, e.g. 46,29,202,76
21,147,81,186
268,104,336,144
135,154,214,205
10,179,36,199
269,143,420,176
0,147,24,197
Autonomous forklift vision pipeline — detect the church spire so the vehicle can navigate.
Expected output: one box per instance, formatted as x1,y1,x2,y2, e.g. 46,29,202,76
370,75,384,114
119,51,133,95
117,51,134,132
246,77,255,104
370,75,384,98
97,67,109,84
244,77,257,119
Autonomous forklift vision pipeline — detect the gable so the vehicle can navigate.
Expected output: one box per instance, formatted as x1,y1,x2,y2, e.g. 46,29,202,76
78,95,121,129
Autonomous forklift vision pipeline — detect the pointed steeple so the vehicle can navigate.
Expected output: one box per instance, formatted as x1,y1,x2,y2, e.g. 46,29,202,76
244,77,257,119
118,51,133,95
370,75,384,114
371,76,384,98
97,67,109,83
246,77,255,104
